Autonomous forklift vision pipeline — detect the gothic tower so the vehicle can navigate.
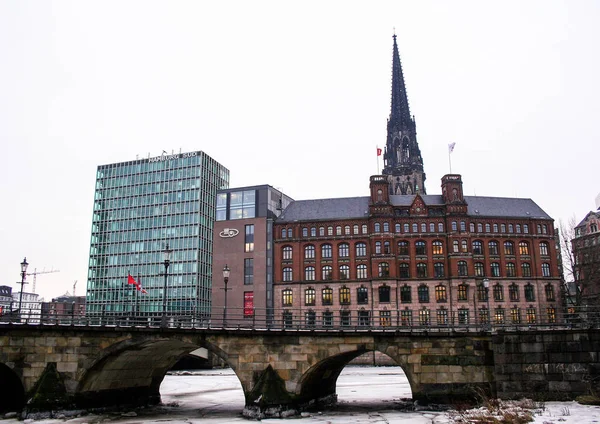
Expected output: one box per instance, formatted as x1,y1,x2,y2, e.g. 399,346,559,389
382,34,426,195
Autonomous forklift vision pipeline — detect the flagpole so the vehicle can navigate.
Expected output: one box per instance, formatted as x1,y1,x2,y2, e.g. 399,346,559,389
448,150,452,174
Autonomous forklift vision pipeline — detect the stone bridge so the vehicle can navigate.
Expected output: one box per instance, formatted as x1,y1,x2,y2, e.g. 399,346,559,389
1,325,598,417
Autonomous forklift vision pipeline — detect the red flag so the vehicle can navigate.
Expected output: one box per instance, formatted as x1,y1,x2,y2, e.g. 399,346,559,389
377,147,382,156
127,274,138,287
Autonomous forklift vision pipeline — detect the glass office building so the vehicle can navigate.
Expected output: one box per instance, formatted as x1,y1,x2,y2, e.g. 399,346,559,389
86,151,229,319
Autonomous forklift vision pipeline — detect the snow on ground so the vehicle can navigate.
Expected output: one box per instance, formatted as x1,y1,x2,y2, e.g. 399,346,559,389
3,366,600,423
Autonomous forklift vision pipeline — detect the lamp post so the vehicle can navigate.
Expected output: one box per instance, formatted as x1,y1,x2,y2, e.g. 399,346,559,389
161,243,172,327
483,278,491,331
18,257,28,321
222,264,231,327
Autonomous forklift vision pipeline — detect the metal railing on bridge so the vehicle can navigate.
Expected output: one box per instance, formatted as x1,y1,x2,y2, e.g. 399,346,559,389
1,304,599,333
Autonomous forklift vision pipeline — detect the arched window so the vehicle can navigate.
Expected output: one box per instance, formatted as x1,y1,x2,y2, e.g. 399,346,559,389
524,284,535,301
327,226,333,236
304,245,315,259
519,241,530,255
516,224,521,234
488,241,499,256
430,223,435,232
438,223,444,232
493,224,499,233
434,262,445,278
305,288,316,306
287,228,292,238
412,223,418,232
474,262,485,277
319,227,325,236
395,223,401,233
302,227,308,237
383,241,391,254
321,244,332,258
432,240,443,255
485,223,491,232
506,262,516,277
400,285,411,303
282,289,293,306
461,240,468,252
375,241,382,254
404,223,410,233
421,223,427,233
457,284,468,301
540,242,549,256
383,222,390,232
356,242,367,257
378,262,390,277
339,286,351,304
398,241,409,255
310,227,317,237
338,243,350,257
374,223,381,233
545,284,555,301
398,264,410,278
418,285,430,303
339,264,350,280
362,224,368,234
521,262,532,277
493,284,504,301
415,240,426,255
282,246,292,260
357,264,368,279
504,241,515,256
458,261,468,276
490,262,500,277
322,287,333,305
477,223,483,232
336,226,342,235
357,286,368,304
344,225,350,235
416,263,428,278
542,263,551,277
282,267,293,282
304,266,315,281
509,283,519,301
453,240,459,253
281,228,287,238
435,284,447,302
379,285,391,303
353,225,359,234
473,240,483,255
321,265,333,280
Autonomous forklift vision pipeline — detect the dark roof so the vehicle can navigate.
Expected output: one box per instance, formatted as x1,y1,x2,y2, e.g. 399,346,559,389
278,197,370,222
277,194,551,222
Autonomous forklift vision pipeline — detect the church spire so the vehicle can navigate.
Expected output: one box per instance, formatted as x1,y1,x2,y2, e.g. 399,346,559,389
390,33,412,128
383,34,426,195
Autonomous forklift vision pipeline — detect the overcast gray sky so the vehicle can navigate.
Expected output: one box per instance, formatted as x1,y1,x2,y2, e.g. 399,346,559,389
1,1,598,301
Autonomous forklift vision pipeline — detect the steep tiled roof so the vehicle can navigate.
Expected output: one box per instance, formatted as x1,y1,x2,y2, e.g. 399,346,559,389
277,194,552,222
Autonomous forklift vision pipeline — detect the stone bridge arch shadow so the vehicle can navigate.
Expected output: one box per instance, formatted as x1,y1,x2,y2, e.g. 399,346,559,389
0,363,26,413
298,347,415,410
74,335,241,409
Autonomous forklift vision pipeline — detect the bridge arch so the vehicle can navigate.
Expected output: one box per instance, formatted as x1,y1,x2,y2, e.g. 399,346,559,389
75,335,247,408
0,363,26,412
298,347,416,405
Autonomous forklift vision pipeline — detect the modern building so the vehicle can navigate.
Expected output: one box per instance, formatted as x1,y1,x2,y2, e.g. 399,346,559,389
572,198,600,306
86,150,229,321
212,185,293,327
272,36,562,328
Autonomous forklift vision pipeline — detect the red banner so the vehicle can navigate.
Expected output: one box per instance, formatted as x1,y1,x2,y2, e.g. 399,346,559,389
244,292,254,317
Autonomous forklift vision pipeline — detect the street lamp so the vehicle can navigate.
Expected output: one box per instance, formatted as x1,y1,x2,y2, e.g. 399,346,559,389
222,264,231,327
161,243,172,327
18,257,28,321
483,278,491,331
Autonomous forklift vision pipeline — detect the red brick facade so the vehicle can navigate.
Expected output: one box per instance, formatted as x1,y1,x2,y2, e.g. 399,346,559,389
273,175,561,328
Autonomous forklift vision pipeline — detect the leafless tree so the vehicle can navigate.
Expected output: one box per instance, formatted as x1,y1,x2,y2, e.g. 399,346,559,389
560,216,600,310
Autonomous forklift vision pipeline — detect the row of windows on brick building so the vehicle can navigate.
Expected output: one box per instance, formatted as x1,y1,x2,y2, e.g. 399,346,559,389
280,305,557,328
279,222,551,239
283,240,551,260
281,261,553,282
280,282,555,307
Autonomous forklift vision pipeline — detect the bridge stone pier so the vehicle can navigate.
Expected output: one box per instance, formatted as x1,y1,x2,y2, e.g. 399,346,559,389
0,326,495,416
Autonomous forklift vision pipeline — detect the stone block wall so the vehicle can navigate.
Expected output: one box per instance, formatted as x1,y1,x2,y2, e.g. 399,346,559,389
493,329,600,400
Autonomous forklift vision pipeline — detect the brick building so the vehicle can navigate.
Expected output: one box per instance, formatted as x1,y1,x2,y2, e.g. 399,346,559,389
572,197,600,305
271,35,562,328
